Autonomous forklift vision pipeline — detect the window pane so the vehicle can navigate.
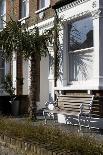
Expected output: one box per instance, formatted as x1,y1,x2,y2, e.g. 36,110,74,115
69,17,93,51
69,50,93,81
39,0,45,9
0,69,5,84
0,59,4,68
21,0,26,18
1,0,6,15
0,0,6,29
0,16,3,29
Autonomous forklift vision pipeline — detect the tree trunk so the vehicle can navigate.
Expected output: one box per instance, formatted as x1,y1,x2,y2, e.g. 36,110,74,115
16,54,23,95
54,11,59,88
28,52,40,120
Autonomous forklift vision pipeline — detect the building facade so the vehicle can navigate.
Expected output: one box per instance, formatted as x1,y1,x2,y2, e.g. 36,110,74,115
1,0,103,120
0,0,58,112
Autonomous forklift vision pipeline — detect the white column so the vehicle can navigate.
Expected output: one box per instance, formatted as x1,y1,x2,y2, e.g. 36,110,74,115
93,7,103,89
23,60,29,95
62,23,69,86
93,17,99,86
98,12,103,88
48,49,55,101
12,52,17,94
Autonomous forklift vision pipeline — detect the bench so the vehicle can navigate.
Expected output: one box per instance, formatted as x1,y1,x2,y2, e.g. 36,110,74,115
43,94,94,130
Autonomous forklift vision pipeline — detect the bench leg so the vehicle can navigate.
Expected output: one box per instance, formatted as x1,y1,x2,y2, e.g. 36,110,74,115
78,114,82,131
88,116,91,130
43,111,47,124
52,113,57,123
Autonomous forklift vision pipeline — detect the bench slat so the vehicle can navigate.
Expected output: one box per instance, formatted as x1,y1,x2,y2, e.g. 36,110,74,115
58,98,93,102
58,95,93,97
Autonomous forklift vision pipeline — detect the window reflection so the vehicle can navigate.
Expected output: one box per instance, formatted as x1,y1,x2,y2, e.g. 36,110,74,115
69,17,93,51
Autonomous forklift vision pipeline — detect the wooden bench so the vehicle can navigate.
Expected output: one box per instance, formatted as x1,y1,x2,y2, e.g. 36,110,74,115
43,94,94,130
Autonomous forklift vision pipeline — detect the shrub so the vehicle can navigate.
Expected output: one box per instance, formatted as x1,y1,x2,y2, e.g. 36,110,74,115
0,118,102,155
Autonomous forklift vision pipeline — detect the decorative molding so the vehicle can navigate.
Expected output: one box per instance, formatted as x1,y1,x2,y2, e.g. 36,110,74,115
38,20,54,31
91,9,101,19
29,17,54,31
60,8,102,22
92,1,97,8
36,17,54,31
57,0,90,13
61,10,90,22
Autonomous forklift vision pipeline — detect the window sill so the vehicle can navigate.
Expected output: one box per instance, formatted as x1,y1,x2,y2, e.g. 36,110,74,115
18,16,30,23
69,47,94,54
35,5,50,14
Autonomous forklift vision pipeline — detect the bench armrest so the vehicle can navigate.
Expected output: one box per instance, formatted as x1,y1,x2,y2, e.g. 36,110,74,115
80,102,92,114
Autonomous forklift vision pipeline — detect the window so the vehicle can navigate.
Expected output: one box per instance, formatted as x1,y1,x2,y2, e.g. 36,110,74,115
21,0,29,19
38,0,50,10
69,17,93,51
0,51,5,84
0,0,6,30
68,17,94,82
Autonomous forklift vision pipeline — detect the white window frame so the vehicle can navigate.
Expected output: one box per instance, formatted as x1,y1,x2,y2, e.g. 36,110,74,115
67,16,94,84
20,0,29,20
35,0,50,14
0,0,6,30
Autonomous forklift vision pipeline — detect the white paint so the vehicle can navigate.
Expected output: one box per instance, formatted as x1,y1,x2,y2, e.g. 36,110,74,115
12,52,17,94
23,60,29,95
53,0,103,91
37,56,49,109
58,114,66,124
28,17,54,31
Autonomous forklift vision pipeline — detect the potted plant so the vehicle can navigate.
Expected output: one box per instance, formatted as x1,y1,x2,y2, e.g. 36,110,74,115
2,74,19,116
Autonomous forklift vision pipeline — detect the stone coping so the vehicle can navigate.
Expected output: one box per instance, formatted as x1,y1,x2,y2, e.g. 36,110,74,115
0,134,68,155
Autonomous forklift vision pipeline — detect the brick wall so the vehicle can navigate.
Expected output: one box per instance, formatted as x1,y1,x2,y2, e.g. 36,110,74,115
6,0,20,21
6,0,59,24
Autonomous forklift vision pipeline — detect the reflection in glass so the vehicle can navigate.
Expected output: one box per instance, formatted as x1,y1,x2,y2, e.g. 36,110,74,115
39,0,45,9
69,50,93,81
69,17,93,51
68,17,94,82
21,0,26,18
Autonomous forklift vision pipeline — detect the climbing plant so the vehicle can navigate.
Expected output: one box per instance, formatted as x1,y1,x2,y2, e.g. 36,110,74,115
0,19,53,120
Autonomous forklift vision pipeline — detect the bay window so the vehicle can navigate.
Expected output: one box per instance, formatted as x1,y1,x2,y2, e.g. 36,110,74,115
68,17,94,82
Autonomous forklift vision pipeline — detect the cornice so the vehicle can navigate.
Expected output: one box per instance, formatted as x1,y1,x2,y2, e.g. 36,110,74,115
57,0,90,13
60,8,101,22
61,10,90,22
29,17,54,31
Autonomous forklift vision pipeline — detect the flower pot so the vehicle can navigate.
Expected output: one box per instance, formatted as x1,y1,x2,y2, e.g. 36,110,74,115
11,100,19,116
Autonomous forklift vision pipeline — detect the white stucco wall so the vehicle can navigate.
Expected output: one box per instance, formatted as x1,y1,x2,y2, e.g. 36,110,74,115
54,0,103,91
37,56,49,109
23,60,29,95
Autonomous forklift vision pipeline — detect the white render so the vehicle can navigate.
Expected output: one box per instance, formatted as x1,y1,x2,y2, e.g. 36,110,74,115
2,0,103,112
25,0,103,109
54,0,103,91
